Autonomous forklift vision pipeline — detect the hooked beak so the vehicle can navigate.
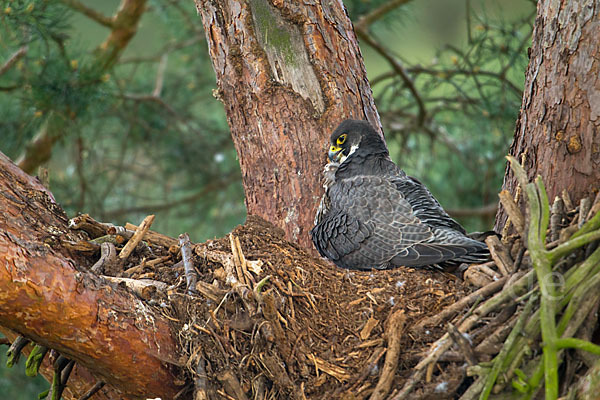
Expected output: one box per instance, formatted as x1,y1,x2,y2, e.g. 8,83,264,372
328,145,343,162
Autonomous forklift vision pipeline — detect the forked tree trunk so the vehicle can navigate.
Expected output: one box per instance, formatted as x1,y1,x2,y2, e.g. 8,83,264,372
496,0,600,230
195,0,382,250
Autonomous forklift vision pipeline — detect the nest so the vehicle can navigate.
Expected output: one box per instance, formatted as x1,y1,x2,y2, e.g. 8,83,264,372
62,159,600,400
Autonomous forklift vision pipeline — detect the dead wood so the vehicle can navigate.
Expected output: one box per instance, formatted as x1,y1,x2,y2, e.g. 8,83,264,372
179,232,197,294
498,189,525,236
118,214,155,263
485,235,514,275
411,276,507,334
370,309,406,400
124,222,179,248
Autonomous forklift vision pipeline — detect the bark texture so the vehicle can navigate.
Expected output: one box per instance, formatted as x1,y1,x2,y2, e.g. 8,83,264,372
196,0,382,249
496,0,600,230
0,152,181,399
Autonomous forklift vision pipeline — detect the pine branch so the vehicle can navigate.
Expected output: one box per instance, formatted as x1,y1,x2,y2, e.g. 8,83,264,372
60,0,114,28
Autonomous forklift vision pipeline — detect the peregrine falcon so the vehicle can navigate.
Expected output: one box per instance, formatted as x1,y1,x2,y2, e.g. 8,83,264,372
311,119,490,270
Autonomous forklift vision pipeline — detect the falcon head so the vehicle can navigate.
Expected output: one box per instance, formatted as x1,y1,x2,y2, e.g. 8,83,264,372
328,119,387,163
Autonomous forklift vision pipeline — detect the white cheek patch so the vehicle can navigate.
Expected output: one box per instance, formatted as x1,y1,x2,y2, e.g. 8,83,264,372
339,144,359,164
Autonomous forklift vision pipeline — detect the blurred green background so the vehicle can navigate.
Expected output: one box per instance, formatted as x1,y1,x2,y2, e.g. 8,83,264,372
0,0,534,396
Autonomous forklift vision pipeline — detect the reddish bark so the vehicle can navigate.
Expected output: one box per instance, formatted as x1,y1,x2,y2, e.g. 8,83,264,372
1,328,124,400
0,152,182,399
496,0,600,230
196,0,382,250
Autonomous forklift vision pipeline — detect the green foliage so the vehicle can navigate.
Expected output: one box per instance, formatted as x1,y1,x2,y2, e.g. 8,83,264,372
1,0,243,241
0,337,48,400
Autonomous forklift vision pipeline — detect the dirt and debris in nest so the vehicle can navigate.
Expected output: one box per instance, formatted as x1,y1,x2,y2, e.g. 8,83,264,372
151,216,471,399
74,212,474,399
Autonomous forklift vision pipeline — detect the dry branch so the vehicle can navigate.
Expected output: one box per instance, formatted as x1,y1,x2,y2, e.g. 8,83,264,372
498,189,525,236
485,235,514,275
179,232,197,294
124,222,178,248
411,276,508,333
370,310,406,400
118,214,155,262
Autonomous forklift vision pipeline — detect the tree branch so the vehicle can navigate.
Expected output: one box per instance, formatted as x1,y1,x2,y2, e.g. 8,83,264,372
355,0,414,31
0,151,182,398
0,46,27,77
355,29,426,127
60,0,114,28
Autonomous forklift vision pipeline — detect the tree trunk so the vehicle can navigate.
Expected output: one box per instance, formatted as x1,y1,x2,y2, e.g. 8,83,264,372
195,0,382,250
496,0,600,230
0,152,181,399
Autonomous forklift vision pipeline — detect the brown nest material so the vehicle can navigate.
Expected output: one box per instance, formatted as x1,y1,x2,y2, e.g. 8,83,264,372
117,215,472,400
49,160,600,399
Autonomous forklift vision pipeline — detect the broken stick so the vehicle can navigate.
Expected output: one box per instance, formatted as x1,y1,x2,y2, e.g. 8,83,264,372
370,309,406,400
118,215,155,264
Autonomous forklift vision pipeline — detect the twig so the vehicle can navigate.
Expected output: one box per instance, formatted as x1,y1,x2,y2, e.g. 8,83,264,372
348,347,387,391
230,234,251,286
447,323,477,366
195,357,208,400
6,336,30,367
586,191,600,221
485,235,514,275
0,46,28,77
355,29,426,127
25,345,48,377
355,0,414,31
550,197,565,242
561,189,574,211
69,214,113,238
179,233,197,295
513,246,527,271
78,381,106,400
395,267,536,399
102,275,167,293
548,229,600,263
390,333,452,399
49,356,71,400
118,215,155,263
411,276,507,333
474,313,518,355
60,0,114,27
124,222,178,248
578,197,591,228
309,354,350,382
498,189,525,236
370,310,406,400
217,370,249,400
480,293,537,399
90,242,117,275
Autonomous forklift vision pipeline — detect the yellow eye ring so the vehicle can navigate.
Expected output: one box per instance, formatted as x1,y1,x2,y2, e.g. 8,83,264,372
337,133,347,145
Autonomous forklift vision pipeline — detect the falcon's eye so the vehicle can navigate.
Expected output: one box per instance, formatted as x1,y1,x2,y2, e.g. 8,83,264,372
337,134,347,145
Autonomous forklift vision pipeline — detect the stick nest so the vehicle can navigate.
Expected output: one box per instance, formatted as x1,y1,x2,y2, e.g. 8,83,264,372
68,172,600,399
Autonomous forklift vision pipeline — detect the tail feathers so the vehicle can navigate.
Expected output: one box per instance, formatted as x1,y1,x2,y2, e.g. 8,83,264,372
390,230,490,269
